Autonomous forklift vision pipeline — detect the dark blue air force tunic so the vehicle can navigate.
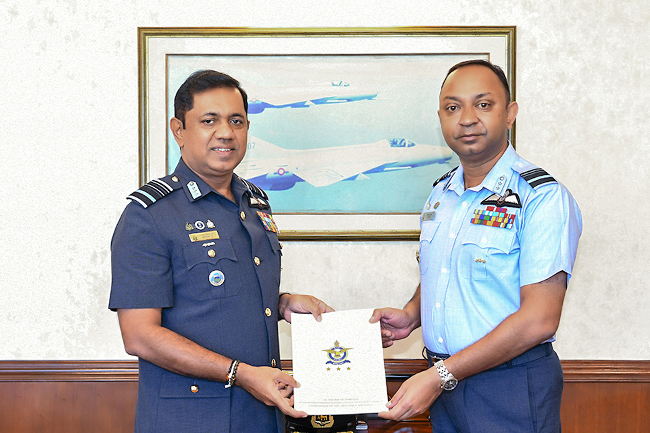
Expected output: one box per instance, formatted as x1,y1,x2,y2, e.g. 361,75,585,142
109,159,284,433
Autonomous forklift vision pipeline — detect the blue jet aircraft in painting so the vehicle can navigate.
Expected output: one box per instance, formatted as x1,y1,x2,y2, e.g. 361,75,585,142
247,81,378,114
236,136,454,191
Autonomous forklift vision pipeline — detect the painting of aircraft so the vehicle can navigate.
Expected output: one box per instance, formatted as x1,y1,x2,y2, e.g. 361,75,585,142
236,136,454,191
247,81,378,114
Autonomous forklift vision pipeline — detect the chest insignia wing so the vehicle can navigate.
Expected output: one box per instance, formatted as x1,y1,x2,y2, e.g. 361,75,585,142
481,189,522,208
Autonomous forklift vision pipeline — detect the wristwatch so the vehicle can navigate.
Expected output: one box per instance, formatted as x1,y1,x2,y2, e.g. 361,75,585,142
434,360,458,391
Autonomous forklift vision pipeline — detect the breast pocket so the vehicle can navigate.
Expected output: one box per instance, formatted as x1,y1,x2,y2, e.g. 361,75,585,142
419,221,441,276
459,225,518,281
183,238,242,299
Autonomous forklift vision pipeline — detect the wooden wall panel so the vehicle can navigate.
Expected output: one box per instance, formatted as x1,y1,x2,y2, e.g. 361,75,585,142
0,361,138,433
0,360,648,433
562,381,650,433
561,361,650,433
0,381,138,433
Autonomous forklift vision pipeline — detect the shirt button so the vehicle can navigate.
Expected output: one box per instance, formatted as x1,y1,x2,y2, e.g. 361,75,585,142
265,308,272,317
240,211,246,220
462,202,468,207
271,359,277,368
436,302,441,308
449,232,455,239
438,337,444,343
190,385,199,393
442,268,448,274
171,176,179,182
208,249,215,258
254,257,261,266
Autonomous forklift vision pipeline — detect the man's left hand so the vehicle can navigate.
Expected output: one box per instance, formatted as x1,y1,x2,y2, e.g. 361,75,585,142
279,294,334,323
378,368,442,421
236,363,308,419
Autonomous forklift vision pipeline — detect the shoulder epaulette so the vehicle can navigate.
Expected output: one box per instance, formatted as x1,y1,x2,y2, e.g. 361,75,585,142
432,166,459,188
240,177,269,200
127,176,181,208
520,168,557,189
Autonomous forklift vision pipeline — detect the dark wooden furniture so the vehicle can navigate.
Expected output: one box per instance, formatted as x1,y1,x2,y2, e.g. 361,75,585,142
0,360,648,432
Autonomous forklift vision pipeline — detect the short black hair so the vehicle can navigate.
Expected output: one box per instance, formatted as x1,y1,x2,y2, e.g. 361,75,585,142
441,59,511,103
173,70,249,128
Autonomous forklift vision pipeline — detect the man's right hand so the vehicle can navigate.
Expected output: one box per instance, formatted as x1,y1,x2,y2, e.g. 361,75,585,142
369,307,419,348
236,363,308,419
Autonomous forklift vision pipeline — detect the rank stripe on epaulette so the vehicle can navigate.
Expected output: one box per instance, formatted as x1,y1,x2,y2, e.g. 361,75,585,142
521,168,556,188
140,184,165,201
240,177,269,200
127,191,155,208
433,166,459,188
139,179,174,200
150,179,174,194
127,178,176,208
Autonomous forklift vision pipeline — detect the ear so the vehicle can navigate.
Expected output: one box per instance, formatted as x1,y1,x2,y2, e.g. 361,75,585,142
506,101,519,129
170,118,184,148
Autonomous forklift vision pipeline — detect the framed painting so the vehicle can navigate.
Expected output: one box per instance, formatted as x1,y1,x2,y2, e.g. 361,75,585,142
138,27,516,240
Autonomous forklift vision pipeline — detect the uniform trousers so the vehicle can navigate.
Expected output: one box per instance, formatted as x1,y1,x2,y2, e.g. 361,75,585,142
425,343,563,433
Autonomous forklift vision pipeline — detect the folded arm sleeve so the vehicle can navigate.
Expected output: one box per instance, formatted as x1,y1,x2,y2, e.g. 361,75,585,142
518,184,583,287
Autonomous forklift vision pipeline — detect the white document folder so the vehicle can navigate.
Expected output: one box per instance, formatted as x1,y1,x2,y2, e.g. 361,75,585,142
291,308,388,415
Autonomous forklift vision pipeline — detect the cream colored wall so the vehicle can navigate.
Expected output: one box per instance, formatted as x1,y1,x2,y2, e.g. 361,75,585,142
1,1,648,360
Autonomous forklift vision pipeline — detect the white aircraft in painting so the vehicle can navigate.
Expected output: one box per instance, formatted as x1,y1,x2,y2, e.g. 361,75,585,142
236,136,454,191
247,81,378,114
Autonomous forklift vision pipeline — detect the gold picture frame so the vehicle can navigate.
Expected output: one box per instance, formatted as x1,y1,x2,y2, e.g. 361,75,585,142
138,27,516,241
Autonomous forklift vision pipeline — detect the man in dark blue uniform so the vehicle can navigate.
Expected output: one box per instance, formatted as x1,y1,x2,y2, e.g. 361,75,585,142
109,70,332,433
371,61,582,432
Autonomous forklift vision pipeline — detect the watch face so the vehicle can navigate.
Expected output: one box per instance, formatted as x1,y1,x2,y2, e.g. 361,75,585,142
443,378,458,391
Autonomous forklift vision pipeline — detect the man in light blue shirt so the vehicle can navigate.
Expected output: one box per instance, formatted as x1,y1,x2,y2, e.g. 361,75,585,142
371,60,582,433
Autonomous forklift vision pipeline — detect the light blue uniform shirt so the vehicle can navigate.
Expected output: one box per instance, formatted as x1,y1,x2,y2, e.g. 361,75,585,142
419,145,582,356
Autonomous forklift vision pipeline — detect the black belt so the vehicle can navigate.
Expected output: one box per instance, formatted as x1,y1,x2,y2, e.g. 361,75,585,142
425,342,553,369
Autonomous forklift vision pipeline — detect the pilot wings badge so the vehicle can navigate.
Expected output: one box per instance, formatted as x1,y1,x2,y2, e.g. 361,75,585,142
323,341,352,367
481,189,522,208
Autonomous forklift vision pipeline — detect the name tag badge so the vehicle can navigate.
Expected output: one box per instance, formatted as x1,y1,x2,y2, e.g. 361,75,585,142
422,211,436,221
189,230,220,242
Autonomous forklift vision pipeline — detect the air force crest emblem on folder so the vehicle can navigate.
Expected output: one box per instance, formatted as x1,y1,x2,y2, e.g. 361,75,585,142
323,341,352,368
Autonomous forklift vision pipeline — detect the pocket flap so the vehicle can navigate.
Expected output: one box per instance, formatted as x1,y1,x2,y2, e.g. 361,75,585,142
462,225,517,253
183,238,238,271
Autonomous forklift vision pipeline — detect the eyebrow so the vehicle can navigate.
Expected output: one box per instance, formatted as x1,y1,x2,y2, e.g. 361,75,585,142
442,92,494,102
200,111,246,118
